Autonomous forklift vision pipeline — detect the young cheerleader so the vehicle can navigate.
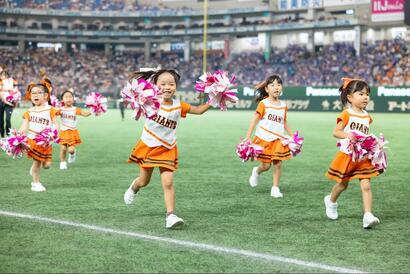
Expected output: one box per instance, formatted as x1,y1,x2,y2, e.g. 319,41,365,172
123,69,211,229
19,83,59,192
324,78,381,229
57,88,91,170
245,75,293,198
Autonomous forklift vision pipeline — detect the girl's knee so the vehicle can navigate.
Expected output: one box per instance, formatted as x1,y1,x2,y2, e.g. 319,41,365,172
360,179,371,192
68,146,75,154
43,162,52,169
273,160,282,167
162,179,174,189
260,163,271,171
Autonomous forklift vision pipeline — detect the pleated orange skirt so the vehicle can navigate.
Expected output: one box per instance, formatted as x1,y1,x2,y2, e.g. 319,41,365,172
128,140,178,171
59,129,82,146
326,151,380,183
253,136,291,163
27,138,52,162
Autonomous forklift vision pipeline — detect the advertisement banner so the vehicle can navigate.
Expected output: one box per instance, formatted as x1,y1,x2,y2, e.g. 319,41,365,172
323,0,369,7
371,0,404,22
278,0,322,10
176,86,410,113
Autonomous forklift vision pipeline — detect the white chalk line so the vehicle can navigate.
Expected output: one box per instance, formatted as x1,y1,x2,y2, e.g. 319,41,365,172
0,210,367,273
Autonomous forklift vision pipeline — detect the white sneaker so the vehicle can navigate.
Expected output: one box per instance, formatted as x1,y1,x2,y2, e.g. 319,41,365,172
68,152,76,164
270,186,283,198
249,167,259,187
124,182,137,205
60,162,67,170
324,195,338,220
165,213,184,229
363,212,380,229
31,182,46,192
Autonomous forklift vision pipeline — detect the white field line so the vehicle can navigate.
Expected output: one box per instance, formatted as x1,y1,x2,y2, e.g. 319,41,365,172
0,210,367,273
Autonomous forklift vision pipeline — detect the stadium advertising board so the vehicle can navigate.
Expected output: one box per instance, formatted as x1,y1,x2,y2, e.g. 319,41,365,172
371,0,405,22
323,0,370,6
278,0,322,10
176,86,410,113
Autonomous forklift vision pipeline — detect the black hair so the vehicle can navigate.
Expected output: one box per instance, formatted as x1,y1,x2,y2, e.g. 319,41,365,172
254,74,283,103
61,88,74,100
339,80,370,107
0,70,9,78
128,69,181,86
27,83,52,105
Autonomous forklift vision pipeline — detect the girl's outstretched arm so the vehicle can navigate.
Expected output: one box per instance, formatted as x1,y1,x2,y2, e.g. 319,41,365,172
284,121,293,137
19,119,28,133
188,104,211,115
80,109,92,117
246,113,260,139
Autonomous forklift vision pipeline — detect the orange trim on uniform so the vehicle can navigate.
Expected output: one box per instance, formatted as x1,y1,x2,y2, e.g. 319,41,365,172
143,126,176,147
265,106,287,110
325,151,380,183
27,138,52,162
28,129,41,134
128,140,178,171
348,113,371,119
160,106,182,112
59,129,82,146
258,126,287,139
253,137,291,163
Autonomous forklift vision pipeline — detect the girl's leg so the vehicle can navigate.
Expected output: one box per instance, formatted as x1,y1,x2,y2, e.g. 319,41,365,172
60,144,67,162
360,178,380,228
360,178,372,213
42,161,52,169
249,162,271,187
67,145,76,163
257,162,271,174
159,167,175,214
68,145,75,155
31,160,42,182
330,181,349,203
131,166,154,192
272,160,282,187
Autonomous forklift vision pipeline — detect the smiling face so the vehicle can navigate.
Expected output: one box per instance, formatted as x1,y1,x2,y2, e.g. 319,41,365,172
62,91,74,107
347,88,370,110
30,86,47,106
156,72,177,101
265,79,283,99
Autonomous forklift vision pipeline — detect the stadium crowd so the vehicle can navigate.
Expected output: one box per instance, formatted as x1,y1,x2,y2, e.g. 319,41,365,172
0,39,408,98
0,0,192,12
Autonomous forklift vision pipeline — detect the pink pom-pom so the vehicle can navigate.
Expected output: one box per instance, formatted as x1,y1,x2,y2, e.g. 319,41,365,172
85,92,107,116
337,132,388,171
33,127,60,147
368,133,388,172
196,70,239,111
281,131,304,157
0,129,29,158
236,139,263,162
120,78,161,121
50,95,61,107
5,88,21,105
